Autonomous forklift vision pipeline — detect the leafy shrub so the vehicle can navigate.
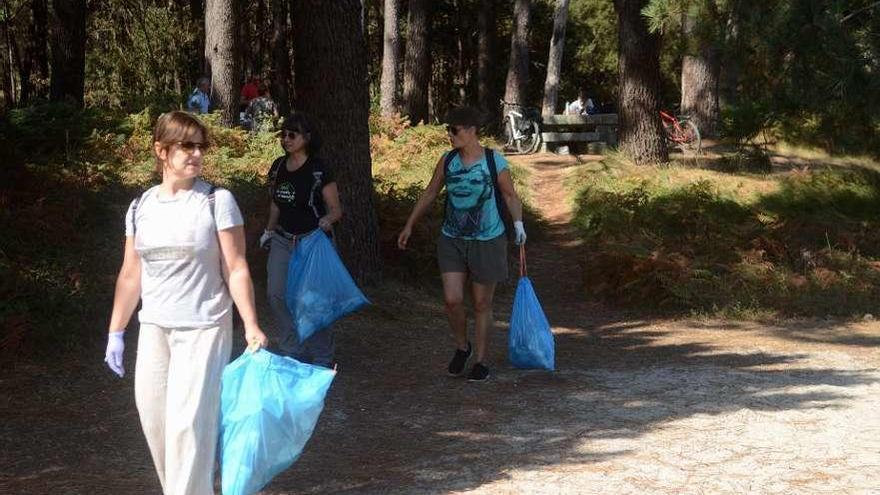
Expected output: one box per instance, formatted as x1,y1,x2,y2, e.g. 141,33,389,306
573,161,880,316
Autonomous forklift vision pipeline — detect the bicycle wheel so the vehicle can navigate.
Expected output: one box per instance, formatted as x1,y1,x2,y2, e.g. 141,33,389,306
677,119,702,154
503,120,516,150
516,120,541,154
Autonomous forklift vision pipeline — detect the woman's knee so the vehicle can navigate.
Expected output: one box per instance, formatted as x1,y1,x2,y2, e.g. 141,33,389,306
444,295,464,313
472,297,494,314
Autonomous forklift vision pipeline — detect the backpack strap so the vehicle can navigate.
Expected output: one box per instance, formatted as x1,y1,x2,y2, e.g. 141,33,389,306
129,189,150,237
207,183,217,224
443,149,458,176
267,155,286,199
308,169,324,220
484,147,506,219
442,149,459,221
485,147,513,238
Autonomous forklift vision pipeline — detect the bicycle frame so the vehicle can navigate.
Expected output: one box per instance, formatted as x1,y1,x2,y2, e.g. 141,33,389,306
659,110,687,144
506,109,525,140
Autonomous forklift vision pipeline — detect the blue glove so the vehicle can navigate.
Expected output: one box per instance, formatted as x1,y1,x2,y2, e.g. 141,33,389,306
105,331,125,377
514,221,527,245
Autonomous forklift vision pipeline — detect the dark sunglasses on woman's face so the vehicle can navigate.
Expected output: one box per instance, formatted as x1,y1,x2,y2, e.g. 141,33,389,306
446,125,465,135
279,129,303,140
176,141,208,154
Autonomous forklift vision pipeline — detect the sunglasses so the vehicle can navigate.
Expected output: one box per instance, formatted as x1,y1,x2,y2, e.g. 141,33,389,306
446,125,471,135
175,141,208,154
279,129,303,139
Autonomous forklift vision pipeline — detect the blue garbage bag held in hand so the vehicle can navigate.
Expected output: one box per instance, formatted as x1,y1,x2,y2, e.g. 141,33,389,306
285,229,369,342
219,349,336,495
508,246,555,370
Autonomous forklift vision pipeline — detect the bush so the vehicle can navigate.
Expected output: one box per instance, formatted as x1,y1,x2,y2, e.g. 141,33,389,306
573,160,880,316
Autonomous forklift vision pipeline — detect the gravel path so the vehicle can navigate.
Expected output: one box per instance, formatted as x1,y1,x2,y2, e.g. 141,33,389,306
1,152,878,494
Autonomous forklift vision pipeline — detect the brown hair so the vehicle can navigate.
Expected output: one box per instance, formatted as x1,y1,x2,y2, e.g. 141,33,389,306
152,111,209,174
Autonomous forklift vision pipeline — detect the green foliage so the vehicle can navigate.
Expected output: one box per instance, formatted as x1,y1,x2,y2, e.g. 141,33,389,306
573,157,880,316
562,0,619,104
0,107,281,360
86,1,200,110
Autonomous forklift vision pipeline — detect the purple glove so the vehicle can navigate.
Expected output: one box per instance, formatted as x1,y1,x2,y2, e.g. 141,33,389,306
105,331,125,377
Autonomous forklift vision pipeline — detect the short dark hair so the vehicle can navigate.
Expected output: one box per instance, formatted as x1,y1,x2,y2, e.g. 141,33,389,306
281,112,322,155
444,106,485,129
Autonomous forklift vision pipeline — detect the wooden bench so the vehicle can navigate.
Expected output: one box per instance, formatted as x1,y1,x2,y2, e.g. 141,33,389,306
540,114,618,153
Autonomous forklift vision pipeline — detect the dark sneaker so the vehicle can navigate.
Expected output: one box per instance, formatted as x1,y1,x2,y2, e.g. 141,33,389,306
447,342,472,375
467,362,490,382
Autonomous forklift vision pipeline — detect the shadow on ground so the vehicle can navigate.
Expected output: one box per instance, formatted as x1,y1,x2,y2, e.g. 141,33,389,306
1,154,877,494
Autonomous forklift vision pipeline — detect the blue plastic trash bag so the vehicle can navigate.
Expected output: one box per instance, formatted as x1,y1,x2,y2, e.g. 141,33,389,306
508,249,555,370
285,230,369,342
219,349,336,495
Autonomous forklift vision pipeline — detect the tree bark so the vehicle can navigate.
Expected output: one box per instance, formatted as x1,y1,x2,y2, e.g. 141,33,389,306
681,51,720,137
541,0,569,116
205,0,240,124
2,1,16,107
503,0,530,112
719,5,740,107
32,0,49,98
270,0,291,116
292,0,381,284
379,0,399,116
402,0,430,125
49,0,86,106
254,0,266,76
614,0,668,164
476,0,496,114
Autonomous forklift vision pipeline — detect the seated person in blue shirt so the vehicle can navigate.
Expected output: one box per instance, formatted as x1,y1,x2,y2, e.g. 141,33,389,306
187,77,211,114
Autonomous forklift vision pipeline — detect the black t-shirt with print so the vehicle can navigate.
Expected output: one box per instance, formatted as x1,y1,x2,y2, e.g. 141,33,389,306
271,156,335,235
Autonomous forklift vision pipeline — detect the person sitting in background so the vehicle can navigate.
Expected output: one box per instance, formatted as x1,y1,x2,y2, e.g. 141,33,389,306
245,82,280,133
565,89,597,116
240,75,260,111
187,77,211,114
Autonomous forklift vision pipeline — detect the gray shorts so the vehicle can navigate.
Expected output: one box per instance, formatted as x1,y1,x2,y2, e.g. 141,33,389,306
437,234,508,284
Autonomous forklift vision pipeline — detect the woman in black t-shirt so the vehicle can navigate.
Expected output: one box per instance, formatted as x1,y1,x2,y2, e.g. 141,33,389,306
261,112,342,367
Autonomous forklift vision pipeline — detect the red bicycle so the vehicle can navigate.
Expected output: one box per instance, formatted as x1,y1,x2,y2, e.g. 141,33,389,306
660,110,701,154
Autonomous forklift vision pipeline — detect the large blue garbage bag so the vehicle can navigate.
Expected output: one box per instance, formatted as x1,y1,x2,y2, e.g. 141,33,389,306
508,248,555,370
285,230,369,342
219,349,336,495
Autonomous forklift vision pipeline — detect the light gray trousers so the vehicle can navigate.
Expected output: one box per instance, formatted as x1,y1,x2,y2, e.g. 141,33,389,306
266,234,335,367
135,315,232,495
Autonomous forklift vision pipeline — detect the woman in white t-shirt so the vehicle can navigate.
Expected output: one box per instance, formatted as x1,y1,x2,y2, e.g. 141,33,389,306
104,111,268,495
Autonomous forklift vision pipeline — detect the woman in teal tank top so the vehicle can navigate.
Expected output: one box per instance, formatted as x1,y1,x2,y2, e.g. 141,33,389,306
397,106,527,382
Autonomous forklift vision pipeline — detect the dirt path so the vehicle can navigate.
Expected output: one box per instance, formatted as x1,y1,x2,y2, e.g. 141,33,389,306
2,153,880,494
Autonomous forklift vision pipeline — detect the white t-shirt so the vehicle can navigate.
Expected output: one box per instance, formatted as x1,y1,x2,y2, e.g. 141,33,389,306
125,179,244,328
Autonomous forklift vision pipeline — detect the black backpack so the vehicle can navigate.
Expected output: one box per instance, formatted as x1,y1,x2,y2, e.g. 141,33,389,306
443,147,513,239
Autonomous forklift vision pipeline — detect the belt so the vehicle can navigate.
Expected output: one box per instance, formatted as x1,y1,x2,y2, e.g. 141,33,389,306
274,227,316,241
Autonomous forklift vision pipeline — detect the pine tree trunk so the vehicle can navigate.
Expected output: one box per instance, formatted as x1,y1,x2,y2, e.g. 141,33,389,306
402,0,430,125
184,0,206,83
614,0,668,164
476,0,496,114
254,0,266,76
503,0,530,112
719,8,740,107
32,0,49,99
292,0,381,285
270,0,291,116
205,0,240,125
379,0,399,116
681,50,719,137
49,0,86,106
2,3,16,107
541,0,569,116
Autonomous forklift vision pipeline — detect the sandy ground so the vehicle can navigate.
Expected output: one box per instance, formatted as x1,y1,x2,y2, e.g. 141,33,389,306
2,152,879,495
